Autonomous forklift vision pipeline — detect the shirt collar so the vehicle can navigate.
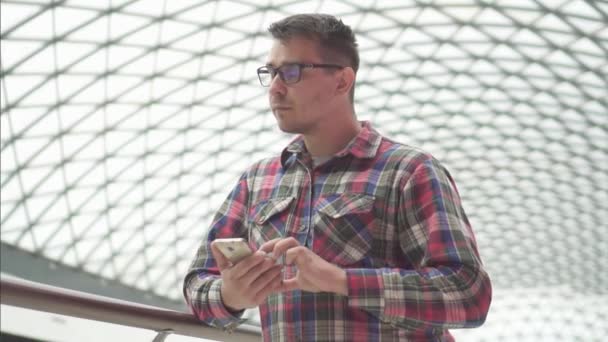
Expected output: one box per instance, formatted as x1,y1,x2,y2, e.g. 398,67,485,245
280,121,382,168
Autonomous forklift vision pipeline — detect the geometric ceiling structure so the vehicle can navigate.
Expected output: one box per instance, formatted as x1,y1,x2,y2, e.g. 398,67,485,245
1,1,607,340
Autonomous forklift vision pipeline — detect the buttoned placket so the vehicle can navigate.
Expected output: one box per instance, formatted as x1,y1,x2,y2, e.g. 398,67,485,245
294,153,314,248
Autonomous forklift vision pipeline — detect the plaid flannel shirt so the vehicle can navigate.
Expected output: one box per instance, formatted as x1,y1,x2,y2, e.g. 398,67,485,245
184,121,492,341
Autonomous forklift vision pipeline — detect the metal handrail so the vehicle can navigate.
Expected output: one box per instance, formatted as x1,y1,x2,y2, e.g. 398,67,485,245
0,274,261,341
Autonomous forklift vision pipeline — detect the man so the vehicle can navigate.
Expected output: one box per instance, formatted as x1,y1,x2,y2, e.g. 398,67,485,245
184,13,492,341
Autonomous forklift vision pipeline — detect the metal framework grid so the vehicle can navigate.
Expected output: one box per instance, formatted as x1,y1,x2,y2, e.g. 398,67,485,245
1,0,607,340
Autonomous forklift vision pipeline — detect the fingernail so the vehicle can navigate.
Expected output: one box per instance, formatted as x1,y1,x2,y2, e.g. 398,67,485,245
263,252,274,259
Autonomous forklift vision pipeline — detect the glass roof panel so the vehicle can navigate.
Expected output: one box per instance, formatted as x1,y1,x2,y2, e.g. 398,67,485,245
1,0,607,340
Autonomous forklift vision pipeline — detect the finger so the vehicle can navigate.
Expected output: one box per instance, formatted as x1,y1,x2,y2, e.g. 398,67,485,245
284,246,309,266
250,265,283,296
271,237,300,259
258,238,282,254
274,278,299,293
210,240,232,270
253,270,285,304
259,268,288,295
232,261,276,293
230,251,268,278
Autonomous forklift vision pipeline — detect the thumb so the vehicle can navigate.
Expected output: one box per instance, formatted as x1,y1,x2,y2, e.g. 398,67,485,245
258,238,282,254
275,278,299,293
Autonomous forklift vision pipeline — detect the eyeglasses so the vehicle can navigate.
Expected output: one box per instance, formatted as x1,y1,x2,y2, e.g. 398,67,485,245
257,63,344,87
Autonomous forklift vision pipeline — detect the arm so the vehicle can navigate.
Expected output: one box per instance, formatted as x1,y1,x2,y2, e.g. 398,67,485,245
182,173,250,329
346,157,492,329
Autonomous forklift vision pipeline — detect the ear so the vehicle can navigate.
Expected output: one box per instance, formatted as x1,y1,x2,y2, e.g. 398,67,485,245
335,67,355,97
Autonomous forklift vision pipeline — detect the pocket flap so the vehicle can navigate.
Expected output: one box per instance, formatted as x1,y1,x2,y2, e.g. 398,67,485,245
252,196,294,224
317,193,375,219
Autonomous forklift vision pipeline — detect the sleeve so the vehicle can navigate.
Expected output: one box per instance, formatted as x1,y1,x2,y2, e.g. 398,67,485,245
182,172,250,330
345,156,492,330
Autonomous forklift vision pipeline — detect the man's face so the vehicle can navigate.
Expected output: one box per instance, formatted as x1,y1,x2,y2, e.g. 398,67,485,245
265,37,338,135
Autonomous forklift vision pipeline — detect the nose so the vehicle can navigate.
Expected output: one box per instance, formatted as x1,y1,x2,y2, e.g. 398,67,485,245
268,73,287,97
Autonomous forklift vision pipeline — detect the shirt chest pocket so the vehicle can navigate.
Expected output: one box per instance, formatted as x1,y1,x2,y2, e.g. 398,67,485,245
248,196,294,249
315,193,376,266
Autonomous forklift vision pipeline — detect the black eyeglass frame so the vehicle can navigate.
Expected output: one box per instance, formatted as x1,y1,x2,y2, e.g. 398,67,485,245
256,63,344,86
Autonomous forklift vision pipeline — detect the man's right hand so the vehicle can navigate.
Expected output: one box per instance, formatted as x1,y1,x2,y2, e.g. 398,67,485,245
211,239,283,312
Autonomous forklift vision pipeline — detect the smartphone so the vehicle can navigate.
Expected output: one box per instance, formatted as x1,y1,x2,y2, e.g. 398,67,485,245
214,238,254,264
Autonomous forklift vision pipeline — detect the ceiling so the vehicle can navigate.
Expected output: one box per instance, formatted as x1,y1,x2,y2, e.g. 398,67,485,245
1,0,607,340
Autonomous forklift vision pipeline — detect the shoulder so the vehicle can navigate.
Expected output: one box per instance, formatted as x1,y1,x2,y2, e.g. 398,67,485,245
376,136,440,173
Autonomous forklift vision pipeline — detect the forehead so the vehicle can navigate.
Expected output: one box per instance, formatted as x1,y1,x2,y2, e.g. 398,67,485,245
267,37,323,65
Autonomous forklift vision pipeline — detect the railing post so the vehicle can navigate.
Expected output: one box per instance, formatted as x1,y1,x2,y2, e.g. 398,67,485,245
152,329,174,342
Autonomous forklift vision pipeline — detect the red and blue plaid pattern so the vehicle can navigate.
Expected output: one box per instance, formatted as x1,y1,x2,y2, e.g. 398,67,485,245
184,122,492,341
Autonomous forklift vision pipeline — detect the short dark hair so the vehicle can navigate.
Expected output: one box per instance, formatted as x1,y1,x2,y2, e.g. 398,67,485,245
268,14,359,102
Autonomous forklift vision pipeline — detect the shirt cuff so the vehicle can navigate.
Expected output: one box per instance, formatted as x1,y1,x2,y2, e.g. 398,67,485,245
207,279,247,330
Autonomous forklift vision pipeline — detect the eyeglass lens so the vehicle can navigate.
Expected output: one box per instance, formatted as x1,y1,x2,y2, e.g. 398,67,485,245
280,65,300,83
258,65,301,86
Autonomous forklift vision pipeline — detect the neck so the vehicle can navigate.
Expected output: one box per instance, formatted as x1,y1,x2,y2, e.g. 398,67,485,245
302,110,361,157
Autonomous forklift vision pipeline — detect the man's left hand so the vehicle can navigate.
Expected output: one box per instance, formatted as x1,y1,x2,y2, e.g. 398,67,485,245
260,237,348,295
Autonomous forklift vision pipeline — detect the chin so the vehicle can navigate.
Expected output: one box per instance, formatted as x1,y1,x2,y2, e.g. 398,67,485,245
277,121,299,134
273,114,297,134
